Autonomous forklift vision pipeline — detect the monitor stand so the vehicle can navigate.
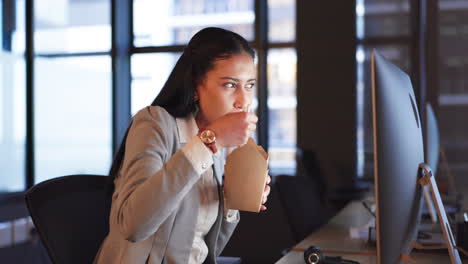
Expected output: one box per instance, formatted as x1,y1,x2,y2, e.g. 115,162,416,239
423,184,438,224
403,163,462,264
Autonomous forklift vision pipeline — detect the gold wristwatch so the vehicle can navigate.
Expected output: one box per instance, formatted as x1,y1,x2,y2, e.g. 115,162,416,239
198,128,218,154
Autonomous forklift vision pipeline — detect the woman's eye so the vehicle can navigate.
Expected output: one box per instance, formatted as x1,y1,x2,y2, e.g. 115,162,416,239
246,83,255,89
224,82,236,88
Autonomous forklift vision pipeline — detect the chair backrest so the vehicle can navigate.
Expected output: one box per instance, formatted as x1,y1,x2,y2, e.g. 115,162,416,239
25,175,111,264
0,191,29,222
275,175,328,242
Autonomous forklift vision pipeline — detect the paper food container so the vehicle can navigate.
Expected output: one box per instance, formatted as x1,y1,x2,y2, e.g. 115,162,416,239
224,138,269,213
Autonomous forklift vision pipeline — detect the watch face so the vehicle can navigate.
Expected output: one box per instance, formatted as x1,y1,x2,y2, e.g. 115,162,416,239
201,130,216,144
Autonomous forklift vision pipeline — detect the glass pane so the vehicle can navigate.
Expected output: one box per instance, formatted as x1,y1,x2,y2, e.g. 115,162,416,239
34,0,111,54
437,3,468,190
268,0,295,42
356,45,410,179
131,53,182,115
0,0,26,191
34,56,112,184
134,0,254,47
267,48,297,175
439,7,468,96
362,0,410,38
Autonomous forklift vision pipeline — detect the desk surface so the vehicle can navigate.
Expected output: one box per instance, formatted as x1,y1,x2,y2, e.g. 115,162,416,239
275,201,464,264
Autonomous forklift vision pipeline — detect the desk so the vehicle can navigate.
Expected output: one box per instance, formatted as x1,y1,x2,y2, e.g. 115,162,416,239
276,201,463,263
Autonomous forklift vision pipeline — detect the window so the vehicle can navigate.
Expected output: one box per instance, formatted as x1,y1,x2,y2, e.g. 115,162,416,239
3,0,298,191
356,0,411,179
357,0,468,193
33,0,112,184
267,48,296,175
34,0,111,54
34,56,112,183
0,0,26,191
361,0,410,38
269,0,295,42
133,0,255,47
131,53,181,114
267,0,296,175
437,1,468,187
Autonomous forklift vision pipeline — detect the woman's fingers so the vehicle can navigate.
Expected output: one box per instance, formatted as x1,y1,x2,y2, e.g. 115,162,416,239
262,184,271,204
260,175,271,212
247,112,258,123
264,183,270,194
209,112,259,148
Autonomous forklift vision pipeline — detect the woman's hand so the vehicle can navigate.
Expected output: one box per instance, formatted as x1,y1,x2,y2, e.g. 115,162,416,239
260,175,271,211
206,112,258,148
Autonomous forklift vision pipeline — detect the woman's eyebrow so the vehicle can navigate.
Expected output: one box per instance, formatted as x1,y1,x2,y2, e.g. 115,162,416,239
220,77,239,82
220,77,257,82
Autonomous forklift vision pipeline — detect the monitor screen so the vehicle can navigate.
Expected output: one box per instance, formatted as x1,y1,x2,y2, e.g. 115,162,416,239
426,103,440,176
371,50,425,264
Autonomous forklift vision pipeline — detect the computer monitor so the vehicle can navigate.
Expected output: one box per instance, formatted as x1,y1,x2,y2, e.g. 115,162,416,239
371,50,425,263
423,103,439,223
371,50,461,264
424,103,458,221
426,103,440,175
426,102,459,200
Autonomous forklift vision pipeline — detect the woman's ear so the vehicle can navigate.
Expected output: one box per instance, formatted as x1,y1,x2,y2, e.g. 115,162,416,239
194,91,199,102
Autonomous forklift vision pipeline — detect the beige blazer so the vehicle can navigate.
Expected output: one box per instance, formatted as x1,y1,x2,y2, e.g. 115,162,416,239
94,106,239,264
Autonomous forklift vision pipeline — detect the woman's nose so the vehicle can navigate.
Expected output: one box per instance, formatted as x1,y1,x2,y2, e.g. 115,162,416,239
234,91,249,111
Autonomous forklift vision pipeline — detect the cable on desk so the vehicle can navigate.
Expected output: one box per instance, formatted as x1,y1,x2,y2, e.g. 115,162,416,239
292,247,376,256
303,246,362,264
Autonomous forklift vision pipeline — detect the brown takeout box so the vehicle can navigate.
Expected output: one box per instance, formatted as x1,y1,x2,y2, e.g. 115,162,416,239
224,138,269,213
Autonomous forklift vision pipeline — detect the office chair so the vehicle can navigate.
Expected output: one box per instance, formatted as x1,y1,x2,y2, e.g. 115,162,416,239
25,174,111,264
275,175,328,243
24,174,242,264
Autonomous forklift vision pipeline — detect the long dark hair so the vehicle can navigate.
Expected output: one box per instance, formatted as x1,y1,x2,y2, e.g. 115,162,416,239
107,27,255,193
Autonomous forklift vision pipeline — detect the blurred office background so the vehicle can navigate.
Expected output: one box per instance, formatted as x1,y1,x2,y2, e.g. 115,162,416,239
1,0,468,263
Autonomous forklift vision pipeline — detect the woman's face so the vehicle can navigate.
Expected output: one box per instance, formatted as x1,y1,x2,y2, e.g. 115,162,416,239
196,52,256,126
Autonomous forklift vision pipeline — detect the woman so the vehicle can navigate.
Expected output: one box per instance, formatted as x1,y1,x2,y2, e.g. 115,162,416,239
94,27,271,264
